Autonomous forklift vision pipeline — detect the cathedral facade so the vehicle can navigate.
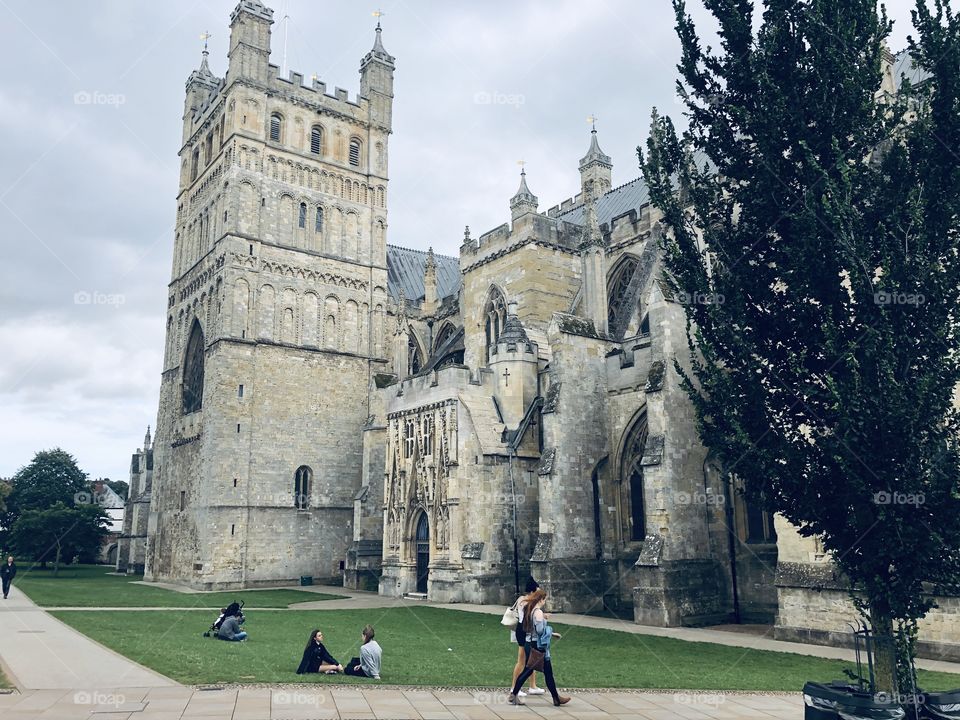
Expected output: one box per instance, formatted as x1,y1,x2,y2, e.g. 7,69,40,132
141,1,960,660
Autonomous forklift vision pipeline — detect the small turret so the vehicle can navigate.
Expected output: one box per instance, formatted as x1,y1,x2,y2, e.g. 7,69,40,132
423,247,438,315
360,21,396,132
182,42,220,145
227,0,274,86
144,425,153,452
579,124,612,200
510,169,538,221
580,195,609,336
488,301,538,427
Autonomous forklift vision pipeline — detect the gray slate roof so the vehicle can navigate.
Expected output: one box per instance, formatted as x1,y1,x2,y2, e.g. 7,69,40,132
386,245,461,302
557,177,650,229
893,50,931,90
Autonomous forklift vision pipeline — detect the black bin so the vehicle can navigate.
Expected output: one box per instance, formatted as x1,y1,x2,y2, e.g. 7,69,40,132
300,575,313,586
803,683,906,720
921,689,960,719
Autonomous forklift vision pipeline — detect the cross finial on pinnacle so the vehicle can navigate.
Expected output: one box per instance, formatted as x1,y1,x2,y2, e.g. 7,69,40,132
587,114,598,132
517,159,526,175
372,8,385,29
200,31,212,53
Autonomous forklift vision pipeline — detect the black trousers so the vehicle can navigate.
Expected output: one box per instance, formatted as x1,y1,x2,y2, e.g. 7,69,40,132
1,577,10,597
343,657,368,677
512,644,559,701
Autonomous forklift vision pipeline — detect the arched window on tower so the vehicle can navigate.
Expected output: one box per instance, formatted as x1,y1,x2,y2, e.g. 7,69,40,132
190,147,200,182
408,331,424,375
483,288,507,362
620,412,648,541
607,256,640,338
269,113,282,142
294,465,311,510
310,125,323,155
298,202,307,229
182,320,205,414
315,206,323,233
349,138,361,167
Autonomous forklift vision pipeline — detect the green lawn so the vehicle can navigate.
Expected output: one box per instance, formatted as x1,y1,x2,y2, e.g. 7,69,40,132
51,606,960,691
16,565,343,608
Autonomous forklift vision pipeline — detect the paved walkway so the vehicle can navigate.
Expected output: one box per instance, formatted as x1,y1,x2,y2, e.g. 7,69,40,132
0,685,802,719
0,586,175,691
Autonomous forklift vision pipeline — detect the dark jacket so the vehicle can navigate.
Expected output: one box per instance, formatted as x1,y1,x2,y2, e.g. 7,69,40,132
216,615,243,640
0,562,15,581
296,641,339,674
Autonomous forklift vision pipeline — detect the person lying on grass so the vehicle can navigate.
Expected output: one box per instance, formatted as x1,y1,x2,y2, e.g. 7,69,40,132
296,629,343,674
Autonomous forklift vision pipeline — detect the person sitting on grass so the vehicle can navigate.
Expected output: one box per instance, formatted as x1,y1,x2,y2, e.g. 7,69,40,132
215,611,247,642
343,624,381,679
296,629,343,674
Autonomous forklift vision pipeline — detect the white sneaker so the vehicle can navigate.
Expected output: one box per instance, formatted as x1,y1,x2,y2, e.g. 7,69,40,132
518,690,527,697
528,688,545,695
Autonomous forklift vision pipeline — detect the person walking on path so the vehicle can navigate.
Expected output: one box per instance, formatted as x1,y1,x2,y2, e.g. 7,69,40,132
510,578,543,697
344,624,381,679
509,589,570,707
296,629,343,674
1,556,16,599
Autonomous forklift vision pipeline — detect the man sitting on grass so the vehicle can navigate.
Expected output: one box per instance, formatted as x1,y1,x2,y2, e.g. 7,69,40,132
216,612,247,642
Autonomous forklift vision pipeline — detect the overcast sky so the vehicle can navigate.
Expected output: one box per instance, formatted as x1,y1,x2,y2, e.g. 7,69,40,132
0,1,922,484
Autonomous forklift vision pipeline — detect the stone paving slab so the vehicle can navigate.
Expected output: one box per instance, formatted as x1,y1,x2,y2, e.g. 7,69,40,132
0,686,801,719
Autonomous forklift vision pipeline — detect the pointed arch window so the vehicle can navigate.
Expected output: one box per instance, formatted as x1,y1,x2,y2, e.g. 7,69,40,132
294,466,311,509
433,323,456,353
310,126,323,155
483,288,507,362
298,202,307,229
190,148,200,182
349,138,361,167
182,320,205,414
315,206,323,232
608,256,640,336
620,413,648,540
269,113,282,142
408,331,423,375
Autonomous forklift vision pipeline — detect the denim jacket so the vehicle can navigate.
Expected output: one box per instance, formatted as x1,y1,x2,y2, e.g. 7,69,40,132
532,615,555,660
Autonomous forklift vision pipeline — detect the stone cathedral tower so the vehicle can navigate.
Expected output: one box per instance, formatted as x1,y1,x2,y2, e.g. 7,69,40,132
145,0,395,589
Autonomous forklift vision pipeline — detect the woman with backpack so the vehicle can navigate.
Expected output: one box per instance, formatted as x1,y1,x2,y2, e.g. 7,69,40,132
508,589,570,707
510,578,543,697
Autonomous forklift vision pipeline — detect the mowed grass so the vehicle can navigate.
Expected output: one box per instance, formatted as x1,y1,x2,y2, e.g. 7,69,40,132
16,565,343,608
51,606,960,691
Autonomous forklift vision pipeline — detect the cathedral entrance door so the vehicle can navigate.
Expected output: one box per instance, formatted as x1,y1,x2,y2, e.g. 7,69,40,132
415,512,430,594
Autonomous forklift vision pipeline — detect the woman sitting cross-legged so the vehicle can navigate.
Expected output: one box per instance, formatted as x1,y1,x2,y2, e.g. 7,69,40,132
296,629,343,674
343,624,381,679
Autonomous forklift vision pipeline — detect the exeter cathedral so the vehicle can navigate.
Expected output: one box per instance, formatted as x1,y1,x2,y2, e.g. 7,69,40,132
116,1,960,660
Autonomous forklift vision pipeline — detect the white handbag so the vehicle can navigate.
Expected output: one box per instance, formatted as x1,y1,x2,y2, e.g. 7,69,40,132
500,599,520,627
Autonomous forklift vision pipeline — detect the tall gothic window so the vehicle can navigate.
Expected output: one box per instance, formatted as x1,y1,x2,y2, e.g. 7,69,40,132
269,113,282,142
190,148,200,182
315,206,323,232
433,322,456,353
310,126,322,155
732,474,778,544
298,202,307,229
423,415,434,456
294,466,311,509
408,331,424,374
483,288,507,362
349,138,361,166
182,320,205,414
620,413,648,541
607,256,640,337
404,419,415,459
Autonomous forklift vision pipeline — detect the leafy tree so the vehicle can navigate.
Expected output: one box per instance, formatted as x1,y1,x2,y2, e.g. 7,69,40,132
3,449,89,528
0,479,10,514
642,0,960,693
9,502,110,575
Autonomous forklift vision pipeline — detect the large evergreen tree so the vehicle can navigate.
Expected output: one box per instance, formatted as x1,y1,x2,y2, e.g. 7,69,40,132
642,0,960,692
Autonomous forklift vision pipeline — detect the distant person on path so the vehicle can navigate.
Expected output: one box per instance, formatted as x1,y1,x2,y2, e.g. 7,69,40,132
510,577,544,697
1,556,16,599
343,624,381,679
509,589,570,707
215,612,247,641
296,629,343,674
